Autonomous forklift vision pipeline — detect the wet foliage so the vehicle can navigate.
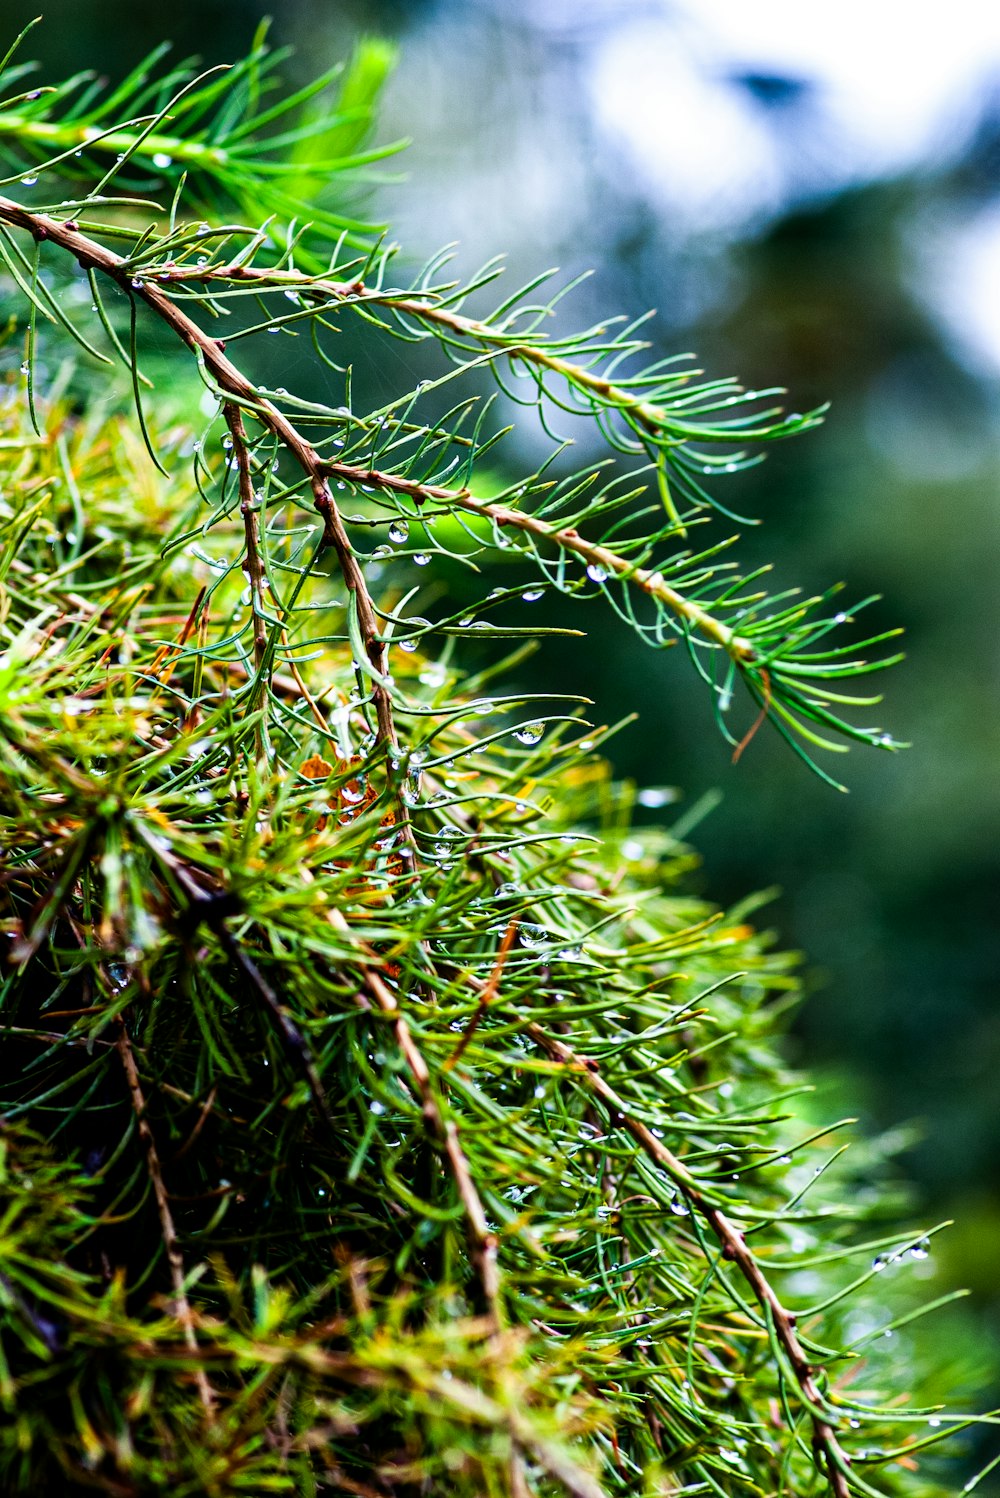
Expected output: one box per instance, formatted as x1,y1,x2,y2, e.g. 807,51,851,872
0,24,994,1496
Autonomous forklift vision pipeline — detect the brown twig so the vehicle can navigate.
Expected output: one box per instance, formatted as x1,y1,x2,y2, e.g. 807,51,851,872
732,665,772,764
525,1022,853,1497
224,403,269,677
115,1016,215,1415
147,583,207,689
443,917,519,1072
325,907,504,1337
171,1083,219,1164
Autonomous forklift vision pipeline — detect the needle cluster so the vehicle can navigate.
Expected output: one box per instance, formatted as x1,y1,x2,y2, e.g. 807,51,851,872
0,23,990,1498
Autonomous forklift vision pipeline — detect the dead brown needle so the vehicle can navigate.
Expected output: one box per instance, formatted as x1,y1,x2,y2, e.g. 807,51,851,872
444,917,520,1072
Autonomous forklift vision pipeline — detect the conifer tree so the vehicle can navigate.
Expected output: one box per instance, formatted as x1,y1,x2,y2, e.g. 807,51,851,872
0,22,991,1497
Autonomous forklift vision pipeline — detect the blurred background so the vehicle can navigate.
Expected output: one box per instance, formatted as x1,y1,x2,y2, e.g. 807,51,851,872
8,0,1000,1416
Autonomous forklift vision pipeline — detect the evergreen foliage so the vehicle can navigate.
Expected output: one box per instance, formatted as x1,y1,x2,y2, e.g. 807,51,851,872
0,23,990,1497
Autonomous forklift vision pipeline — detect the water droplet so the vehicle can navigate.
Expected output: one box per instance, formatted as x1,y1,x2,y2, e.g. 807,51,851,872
388,519,409,544
518,923,547,948
369,1100,386,1115
669,1195,690,1217
872,1255,888,1272
849,1418,861,1430
371,545,392,560
284,288,301,304
25,90,41,101
416,379,431,391
20,174,38,187
522,588,544,602
533,1084,546,1099
494,883,522,900
413,552,430,566
401,770,422,805
514,721,544,746
834,611,847,625
928,1416,941,1427
398,637,418,653
637,784,676,808
877,733,892,747
19,361,29,376
152,152,172,169
910,1238,930,1260
557,945,584,963
586,562,608,583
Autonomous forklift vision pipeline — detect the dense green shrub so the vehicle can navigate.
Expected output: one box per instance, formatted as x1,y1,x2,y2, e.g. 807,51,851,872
0,23,990,1496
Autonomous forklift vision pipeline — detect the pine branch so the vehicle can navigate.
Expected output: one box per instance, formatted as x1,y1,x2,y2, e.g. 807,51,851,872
527,1022,853,1498
224,403,268,680
0,192,906,782
131,256,822,475
0,22,402,242
115,1017,215,1416
0,194,400,753
327,905,506,1340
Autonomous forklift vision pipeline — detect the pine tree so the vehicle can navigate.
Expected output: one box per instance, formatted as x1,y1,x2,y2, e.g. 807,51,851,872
0,22,990,1497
